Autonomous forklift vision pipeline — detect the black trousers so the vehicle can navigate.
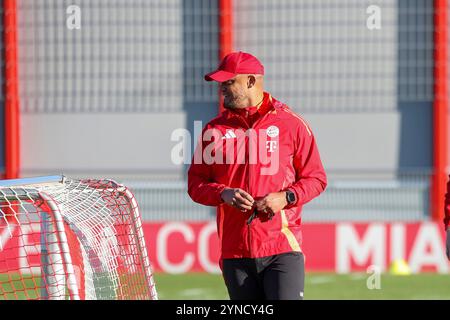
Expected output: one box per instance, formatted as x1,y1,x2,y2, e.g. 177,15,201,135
222,252,305,300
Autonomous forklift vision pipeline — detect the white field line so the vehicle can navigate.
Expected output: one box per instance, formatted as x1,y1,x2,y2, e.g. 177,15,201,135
308,276,334,284
349,273,367,280
179,288,210,298
309,273,366,285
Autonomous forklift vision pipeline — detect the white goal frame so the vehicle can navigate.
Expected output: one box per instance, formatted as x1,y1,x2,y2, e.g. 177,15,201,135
0,175,158,300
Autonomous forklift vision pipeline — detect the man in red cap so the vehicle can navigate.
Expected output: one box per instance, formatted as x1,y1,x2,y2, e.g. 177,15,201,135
188,51,327,300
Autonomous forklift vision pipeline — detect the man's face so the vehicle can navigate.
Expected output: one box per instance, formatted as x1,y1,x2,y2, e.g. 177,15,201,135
220,75,249,109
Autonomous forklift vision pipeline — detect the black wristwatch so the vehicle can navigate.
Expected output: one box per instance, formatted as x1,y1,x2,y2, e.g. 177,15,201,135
285,189,296,205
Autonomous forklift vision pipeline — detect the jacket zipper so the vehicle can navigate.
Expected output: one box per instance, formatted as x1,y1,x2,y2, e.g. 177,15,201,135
241,112,253,257
246,108,273,258
236,105,275,258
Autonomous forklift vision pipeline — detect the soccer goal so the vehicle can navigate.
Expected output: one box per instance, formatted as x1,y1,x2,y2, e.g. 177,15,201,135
0,175,158,300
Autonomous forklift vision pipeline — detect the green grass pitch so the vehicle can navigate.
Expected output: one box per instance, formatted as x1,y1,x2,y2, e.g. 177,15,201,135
2,272,450,299
153,272,450,300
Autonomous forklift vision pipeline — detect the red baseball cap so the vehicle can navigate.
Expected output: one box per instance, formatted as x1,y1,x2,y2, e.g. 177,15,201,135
204,51,264,82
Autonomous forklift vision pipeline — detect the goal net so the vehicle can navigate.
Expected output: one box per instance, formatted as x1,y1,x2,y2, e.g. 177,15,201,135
0,175,158,300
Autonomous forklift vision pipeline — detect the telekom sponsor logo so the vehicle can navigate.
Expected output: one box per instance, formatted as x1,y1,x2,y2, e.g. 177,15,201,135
1,222,449,274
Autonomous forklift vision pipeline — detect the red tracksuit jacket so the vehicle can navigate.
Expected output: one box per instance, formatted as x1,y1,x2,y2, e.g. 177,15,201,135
444,177,450,230
188,92,327,259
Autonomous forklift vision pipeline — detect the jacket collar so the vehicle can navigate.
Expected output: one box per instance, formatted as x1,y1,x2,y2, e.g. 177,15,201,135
223,92,280,120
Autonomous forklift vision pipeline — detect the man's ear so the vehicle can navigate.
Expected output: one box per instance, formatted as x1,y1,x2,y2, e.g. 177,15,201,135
247,75,256,88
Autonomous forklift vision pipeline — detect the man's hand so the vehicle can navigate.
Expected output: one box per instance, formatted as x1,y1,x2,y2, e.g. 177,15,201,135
446,229,450,261
221,188,254,212
255,192,288,216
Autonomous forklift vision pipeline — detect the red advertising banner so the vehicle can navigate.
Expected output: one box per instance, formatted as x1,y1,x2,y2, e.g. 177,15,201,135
142,222,449,274
1,222,449,274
